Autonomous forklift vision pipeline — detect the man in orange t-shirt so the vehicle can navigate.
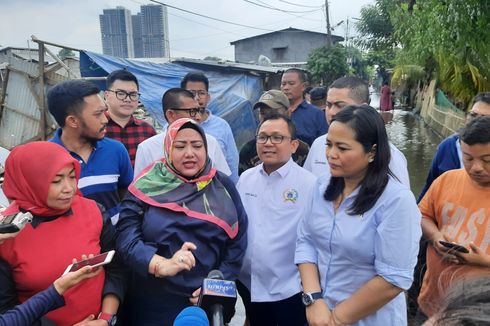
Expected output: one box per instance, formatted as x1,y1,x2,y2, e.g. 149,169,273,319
418,116,490,317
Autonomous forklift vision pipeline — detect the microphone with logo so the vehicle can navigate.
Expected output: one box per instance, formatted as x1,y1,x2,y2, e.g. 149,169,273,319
198,270,237,326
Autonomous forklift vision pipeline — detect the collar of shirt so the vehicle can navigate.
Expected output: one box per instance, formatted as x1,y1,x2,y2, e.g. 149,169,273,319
258,157,294,178
51,129,100,152
106,113,142,127
31,208,73,228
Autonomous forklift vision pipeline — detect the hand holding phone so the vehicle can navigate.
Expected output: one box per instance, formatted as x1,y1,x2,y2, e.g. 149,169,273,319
0,212,32,234
439,240,469,253
63,250,115,276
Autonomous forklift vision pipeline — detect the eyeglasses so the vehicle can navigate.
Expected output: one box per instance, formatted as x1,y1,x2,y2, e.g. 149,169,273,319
188,90,208,98
171,107,206,117
255,134,292,144
107,89,140,101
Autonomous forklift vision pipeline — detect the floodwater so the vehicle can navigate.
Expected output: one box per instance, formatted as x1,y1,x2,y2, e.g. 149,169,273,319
382,109,442,197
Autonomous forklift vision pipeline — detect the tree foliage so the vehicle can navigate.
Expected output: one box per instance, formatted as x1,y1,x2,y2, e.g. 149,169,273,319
393,0,490,107
58,48,76,60
307,44,349,86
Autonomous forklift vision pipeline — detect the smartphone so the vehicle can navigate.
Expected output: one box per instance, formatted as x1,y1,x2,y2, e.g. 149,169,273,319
0,212,33,234
439,240,469,253
63,250,115,275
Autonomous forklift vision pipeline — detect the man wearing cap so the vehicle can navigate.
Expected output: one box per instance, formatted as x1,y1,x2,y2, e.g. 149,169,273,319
309,86,327,111
238,90,310,175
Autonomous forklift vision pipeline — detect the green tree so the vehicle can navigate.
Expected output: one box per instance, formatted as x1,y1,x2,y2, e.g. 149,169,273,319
58,48,76,60
307,44,349,86
393,0,490,107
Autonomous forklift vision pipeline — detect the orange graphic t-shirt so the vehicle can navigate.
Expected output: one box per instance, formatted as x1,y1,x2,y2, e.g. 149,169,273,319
418,169,490,317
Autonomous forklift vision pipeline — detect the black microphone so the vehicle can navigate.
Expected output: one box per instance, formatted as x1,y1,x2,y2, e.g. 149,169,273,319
198,270,237,326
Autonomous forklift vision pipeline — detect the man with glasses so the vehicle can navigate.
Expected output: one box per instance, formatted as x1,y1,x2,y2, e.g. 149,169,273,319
239,90,310,174
418,92,490,200
236,114,316,325
104,69,156,167
134,88,231,177
181,72,239,183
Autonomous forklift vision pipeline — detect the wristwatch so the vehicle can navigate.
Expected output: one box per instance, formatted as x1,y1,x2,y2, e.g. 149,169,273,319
98,312,117,326
301,291,322,306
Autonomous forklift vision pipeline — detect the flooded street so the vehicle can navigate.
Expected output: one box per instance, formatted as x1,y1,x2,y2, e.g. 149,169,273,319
383,109,442,197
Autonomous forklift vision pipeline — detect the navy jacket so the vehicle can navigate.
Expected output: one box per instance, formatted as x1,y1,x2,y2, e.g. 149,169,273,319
116,171,248,297
418,134,461,201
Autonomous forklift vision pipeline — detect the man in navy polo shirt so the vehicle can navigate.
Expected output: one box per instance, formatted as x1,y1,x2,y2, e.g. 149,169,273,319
48,80,133,224
281,68,328,146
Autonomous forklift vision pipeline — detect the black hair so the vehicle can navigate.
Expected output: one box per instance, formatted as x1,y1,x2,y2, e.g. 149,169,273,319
473,92,490,105
180,72,209,91
283,68,308,83
47,80,100,127
324,105,391,215
257,113,297,140
459,116,490,145
329,76,369,104
304,86,313,95
161,88,195,121
106,69,139,90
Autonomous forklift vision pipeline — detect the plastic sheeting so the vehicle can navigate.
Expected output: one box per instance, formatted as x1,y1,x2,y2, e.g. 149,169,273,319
80,51,262,149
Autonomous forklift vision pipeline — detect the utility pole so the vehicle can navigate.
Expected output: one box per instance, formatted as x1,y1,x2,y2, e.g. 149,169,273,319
325,0,332,47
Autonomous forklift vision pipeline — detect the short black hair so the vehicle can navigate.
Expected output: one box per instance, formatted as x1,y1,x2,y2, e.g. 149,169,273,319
257,113,297,140
106,69,139,90
473,92,490,105
47,80,100,127
283,68,308,83
325,105,391,215
180,72,209,91
459,116,490,145
329,76,369,104
161,88,195,121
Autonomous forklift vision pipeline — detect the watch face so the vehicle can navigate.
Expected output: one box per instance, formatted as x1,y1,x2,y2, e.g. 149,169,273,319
109,316,117,326
301,293,313,306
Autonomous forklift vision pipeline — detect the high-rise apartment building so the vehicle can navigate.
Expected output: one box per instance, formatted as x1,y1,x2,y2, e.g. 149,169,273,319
99,4,169,59
99,6,134,58
139,4,170,58
132,13,144,58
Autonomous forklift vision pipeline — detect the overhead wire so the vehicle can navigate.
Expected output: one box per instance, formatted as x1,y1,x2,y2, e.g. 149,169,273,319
244,0,322,14
148,0,275,32
278,0,324,8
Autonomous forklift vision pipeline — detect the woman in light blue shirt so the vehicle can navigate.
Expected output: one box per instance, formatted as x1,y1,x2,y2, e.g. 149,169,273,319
295,105,421,326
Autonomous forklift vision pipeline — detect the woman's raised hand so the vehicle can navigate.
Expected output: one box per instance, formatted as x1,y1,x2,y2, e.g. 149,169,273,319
155,242,197,277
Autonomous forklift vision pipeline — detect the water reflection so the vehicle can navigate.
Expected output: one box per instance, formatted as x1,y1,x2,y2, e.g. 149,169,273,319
384,109,442,197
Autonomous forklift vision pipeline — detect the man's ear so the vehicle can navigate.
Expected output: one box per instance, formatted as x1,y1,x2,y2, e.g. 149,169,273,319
65,115,79,129
290,139,300,154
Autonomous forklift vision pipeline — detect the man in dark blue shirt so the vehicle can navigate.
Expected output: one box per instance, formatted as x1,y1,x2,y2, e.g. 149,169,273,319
281,68,328,146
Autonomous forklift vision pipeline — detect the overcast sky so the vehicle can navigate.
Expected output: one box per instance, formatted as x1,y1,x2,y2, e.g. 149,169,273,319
0,0,374,60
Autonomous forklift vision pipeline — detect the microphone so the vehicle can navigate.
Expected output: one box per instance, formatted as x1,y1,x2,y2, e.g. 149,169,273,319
198,270,237,326
173,306,209,326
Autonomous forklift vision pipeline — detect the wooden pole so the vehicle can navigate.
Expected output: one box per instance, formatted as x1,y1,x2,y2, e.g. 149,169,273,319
38,41,47,140
325,0,332,47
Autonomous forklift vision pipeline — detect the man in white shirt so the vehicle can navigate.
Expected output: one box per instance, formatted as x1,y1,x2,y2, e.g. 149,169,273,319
237,114,316,325
134,88,231,176
303,76,410,188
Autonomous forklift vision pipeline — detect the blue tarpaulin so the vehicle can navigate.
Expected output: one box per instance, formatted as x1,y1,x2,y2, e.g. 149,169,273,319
80,51,263,148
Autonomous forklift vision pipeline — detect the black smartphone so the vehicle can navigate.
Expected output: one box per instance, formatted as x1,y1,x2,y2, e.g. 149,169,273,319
439,240,469,253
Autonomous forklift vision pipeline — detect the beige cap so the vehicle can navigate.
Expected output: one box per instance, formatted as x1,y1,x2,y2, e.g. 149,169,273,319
253,90,290,111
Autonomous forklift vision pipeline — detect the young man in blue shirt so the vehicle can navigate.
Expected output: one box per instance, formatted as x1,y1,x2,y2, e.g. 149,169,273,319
48,80,133,224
